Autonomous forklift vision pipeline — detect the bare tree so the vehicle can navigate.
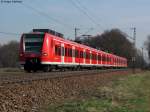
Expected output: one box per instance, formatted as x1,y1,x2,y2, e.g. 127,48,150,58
144,35,150,60
82,29,138,67
0,41,19,67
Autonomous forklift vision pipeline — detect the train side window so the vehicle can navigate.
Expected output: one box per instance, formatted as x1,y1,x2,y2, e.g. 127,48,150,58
55,45,57,55
61,47,64,56
75,50,79,58
68,48,72,57
55,45,61,56
65,48,68,56
108,57,109,62
95,54,97,60
68,48,70,57
80,51,83,58
90,53,92,60
87,53,88,59
107,57,109,62
92,54,95,60
88,53,90,59
96,54,98,61
83,51,86,59
58,46,61,56
86,52,89,59
70,48,72,57
92,54,96,60
102,55,105,61
98,55,101,61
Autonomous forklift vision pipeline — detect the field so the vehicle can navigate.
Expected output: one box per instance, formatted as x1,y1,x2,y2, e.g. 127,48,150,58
44,71,150,112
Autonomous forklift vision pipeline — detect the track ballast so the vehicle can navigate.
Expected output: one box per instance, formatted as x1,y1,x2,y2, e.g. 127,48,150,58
0,69,129,85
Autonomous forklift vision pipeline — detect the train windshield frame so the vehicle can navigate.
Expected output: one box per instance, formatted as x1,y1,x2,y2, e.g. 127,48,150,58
23,34,45,53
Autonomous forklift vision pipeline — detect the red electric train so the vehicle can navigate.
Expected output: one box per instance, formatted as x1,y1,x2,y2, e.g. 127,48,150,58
19,29,127,72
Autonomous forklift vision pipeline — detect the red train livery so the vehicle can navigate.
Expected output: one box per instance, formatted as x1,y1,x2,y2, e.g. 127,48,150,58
19,29,127,72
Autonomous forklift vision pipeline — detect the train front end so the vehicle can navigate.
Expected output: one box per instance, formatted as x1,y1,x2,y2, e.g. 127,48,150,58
19,32,47,72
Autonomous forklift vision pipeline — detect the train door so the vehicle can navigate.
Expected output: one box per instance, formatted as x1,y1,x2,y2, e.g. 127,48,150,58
79,48,84,64
91,51,94,64
83,49,86,65
92,52,97,65
111,55,115,67
85,49,90,64
107,54,111,66
72,46,75,64
64,44,72,63
75,47,80,64
54,41,61,63
98,53,101,65
90,51,92,64
102,53,105,65
61,43,64,64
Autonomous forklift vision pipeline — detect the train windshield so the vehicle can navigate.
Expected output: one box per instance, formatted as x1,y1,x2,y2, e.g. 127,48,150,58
23,34,44,53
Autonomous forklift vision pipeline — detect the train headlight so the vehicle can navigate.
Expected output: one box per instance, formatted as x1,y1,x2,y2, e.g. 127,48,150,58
42,52,48,56
20,53,23,56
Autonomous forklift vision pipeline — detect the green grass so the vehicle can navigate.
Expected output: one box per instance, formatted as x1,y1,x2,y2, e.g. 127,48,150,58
45,71,150,112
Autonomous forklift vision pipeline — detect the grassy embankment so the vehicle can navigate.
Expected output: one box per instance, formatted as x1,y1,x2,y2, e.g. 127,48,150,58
45,71,150,112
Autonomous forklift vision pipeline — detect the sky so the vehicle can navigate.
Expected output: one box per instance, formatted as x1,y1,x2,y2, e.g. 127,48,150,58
0,0,150,51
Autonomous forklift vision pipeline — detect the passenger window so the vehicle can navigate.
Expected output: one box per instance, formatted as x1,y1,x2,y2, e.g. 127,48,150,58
80,51,83,58
61,47,64,56
68,48,72,57
65,48,68,56
55,45,61,56
75,50,79,58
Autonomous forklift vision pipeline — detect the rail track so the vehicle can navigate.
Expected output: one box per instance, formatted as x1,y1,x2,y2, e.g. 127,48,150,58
0,69,129,85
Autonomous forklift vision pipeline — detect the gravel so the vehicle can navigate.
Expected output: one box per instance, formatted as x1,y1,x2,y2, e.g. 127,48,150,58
0,70,138,112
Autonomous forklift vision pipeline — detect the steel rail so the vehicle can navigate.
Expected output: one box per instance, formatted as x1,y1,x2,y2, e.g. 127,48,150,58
0,69,129,85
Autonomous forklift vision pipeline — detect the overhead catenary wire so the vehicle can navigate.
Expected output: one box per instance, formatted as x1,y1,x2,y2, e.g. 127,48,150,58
69,0,105,31
81,28,94,36
0,2,74,38
76,0,103,26
0,31,21,36
21,3,73,30
76,0,114,30
0,2,106,38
